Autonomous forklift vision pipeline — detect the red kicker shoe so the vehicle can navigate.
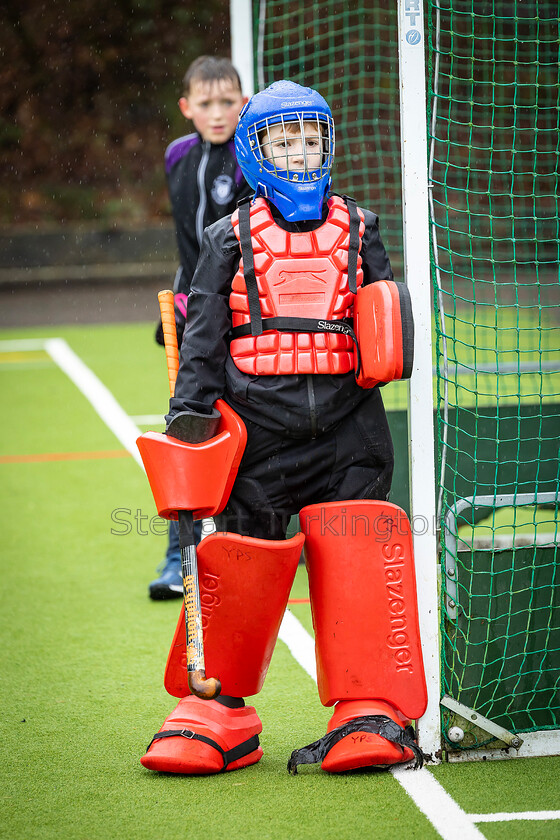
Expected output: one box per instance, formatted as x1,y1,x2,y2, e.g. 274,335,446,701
321,700,416,772
288,700,424,775
141,695,263,775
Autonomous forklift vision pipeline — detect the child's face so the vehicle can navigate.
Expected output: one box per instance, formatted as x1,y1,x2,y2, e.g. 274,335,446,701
179,79,246,145
260,121,323,173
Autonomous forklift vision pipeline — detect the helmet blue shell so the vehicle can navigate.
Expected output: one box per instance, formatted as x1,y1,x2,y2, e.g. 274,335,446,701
235,80,335,221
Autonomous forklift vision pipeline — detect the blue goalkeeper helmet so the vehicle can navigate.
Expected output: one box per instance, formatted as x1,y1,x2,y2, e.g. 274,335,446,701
235,80,335,221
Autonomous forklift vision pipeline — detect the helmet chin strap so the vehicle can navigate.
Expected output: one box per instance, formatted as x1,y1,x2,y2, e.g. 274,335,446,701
255,182,270,199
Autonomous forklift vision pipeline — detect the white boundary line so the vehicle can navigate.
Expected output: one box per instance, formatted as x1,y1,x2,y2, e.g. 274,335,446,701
278,610,317,682
392,765,486,839
14,336,557,835
469,811,560,823
0,338,49,352
281,610,485,840
43,337,144,469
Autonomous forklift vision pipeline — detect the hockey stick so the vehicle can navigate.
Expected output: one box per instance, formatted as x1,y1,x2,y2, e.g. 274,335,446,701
157,289,221,700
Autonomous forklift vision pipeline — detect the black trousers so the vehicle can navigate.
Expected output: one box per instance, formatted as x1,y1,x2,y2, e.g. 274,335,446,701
215,388,394,540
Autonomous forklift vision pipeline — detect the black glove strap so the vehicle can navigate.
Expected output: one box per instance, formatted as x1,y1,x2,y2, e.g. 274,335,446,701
287,715,427,775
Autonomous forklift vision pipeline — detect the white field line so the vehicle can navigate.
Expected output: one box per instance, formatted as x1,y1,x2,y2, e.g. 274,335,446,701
0,339,49,352
468,811,560,823
43,337,144,469
14,338,557,836
392,765,486,839
280,610,485,840
278,609,317,682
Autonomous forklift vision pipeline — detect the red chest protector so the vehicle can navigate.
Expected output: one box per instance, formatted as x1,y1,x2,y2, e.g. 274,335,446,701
229,196,365,376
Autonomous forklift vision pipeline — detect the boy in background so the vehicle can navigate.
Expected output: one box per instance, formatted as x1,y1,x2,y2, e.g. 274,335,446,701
149,56,250,600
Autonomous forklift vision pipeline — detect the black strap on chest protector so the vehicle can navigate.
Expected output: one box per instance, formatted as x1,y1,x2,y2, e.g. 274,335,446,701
234,195,361,343
343,195,360,295
237,198,263,337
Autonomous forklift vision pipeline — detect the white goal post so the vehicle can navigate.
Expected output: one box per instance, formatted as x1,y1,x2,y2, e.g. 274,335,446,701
230,0,255,97
397,0,441,761
230,0,442,762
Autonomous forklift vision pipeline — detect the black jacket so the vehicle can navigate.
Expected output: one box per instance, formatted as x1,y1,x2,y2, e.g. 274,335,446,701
165,133,252,292
167,198,394,438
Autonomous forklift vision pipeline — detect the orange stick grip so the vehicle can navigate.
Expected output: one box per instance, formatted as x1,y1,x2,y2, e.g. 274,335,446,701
158,289,180,396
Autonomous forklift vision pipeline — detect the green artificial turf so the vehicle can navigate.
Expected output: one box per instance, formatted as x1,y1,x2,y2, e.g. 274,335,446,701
477,822,560,840
1,322,559,840
431,756,560,813
0,324,437,839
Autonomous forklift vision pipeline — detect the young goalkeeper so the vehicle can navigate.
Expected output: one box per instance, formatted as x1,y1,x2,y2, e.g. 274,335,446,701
141,80,427,776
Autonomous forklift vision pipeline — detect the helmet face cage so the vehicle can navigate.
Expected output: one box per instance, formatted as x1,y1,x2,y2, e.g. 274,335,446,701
248,111,335,184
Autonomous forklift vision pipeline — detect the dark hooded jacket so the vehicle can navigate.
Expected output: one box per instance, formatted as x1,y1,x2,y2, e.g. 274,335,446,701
167,198,394,439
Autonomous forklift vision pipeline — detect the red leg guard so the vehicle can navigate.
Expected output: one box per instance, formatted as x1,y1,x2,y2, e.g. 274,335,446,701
300,500,427,718
164,531,304,698
297,500,427,772
141,696,263,775
142,531,303,775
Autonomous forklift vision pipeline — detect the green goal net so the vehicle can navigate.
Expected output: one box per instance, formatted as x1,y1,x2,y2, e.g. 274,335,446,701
251,0,560,754
428,0,560,749
252,0,404,279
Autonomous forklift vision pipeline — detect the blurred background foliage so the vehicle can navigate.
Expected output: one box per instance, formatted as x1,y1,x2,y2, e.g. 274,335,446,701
0,0,231,226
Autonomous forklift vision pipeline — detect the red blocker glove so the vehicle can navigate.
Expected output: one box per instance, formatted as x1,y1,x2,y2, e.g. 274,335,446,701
354,280,414,388
136,400,247,521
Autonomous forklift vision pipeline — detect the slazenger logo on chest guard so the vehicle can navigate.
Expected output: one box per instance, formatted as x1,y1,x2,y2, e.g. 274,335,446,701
266,258,336,313
274,269,328,286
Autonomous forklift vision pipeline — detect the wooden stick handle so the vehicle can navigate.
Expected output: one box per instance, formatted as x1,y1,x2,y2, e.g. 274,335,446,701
158,289,180,397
